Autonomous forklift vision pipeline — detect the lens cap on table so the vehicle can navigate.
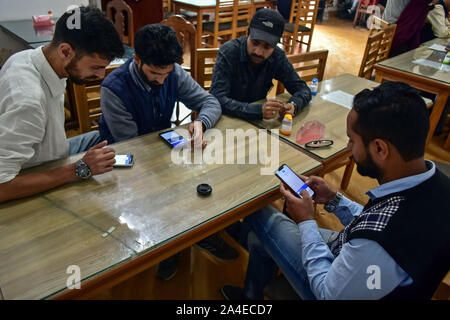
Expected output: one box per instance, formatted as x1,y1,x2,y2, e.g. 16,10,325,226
197,183,212,196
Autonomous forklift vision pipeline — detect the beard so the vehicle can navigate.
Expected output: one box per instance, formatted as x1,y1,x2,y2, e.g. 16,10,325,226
138,65,161,90
249,53,266,65
355,151,381,179
65,57,97,85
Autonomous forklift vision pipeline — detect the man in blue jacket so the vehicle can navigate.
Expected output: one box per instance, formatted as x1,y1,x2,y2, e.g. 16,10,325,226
99,24,237,281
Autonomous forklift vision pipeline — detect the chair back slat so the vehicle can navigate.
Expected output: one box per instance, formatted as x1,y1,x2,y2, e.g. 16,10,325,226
73,66,119,133
196,48,219,91
283,0,319,53
369,16,397,63
106,0,134,47
358,30,383,79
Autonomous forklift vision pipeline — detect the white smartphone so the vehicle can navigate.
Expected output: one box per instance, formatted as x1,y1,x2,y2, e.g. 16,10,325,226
114,154,134,167
275,164,314,199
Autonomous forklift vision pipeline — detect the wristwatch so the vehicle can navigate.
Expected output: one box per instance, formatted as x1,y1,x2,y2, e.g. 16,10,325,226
288,100,298,115
75,159,92,179
324,191,342,212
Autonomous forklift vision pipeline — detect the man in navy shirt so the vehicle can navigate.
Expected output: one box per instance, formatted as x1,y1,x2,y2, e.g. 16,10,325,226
210,9,311,121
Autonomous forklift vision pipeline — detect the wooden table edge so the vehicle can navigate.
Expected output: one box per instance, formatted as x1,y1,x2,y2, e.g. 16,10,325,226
50,164,322,299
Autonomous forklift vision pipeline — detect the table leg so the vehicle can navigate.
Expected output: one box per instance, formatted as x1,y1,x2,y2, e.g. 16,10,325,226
374,70,384,83
427,92,449,147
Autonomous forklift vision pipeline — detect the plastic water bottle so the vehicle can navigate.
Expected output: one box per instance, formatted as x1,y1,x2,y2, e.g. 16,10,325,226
443,52,450,65
280,114,293,135
310,78,318,96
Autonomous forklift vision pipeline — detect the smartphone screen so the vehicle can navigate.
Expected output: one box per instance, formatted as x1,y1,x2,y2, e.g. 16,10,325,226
114,154,134,167
160,130,189,148
275,164,314,198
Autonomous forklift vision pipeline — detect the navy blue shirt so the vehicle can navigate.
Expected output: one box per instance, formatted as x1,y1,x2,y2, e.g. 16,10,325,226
210,36,311,120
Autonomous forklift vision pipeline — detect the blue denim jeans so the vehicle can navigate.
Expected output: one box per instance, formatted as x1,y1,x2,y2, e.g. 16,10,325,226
67,130,102,156
243,206,339,300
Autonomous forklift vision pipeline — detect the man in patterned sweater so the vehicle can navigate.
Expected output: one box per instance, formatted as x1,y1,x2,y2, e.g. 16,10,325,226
221,81,450,300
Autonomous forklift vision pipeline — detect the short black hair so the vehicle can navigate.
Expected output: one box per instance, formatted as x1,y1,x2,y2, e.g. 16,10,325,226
51,6,124,60
352,81,429,161
134,24,183,67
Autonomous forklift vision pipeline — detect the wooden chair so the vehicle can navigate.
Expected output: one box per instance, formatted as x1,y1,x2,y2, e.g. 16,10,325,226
251,0,277,15
196,48,219,91
353,0,378,28
282,0,319,54
192,48,219,121
72,66,119,133
358,30,383,79
106,0,135,47
161,15,197,77
161,15,197,126
369,16,397,63
235,0,253,38
276,49,328,94
202,0,253,48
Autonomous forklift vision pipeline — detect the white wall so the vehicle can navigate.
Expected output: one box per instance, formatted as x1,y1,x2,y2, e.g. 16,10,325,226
0,0,100,21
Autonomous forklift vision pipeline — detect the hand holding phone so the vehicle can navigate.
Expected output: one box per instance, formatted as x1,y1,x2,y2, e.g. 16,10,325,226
279,182,315,223
275,164,314,199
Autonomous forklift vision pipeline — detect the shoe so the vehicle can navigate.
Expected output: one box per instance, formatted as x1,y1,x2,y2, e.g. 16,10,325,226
156,253,179,280
195,233,239,261
221,285,248,300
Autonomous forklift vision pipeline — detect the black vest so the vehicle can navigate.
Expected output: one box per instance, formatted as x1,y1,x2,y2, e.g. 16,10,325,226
331,169,450,299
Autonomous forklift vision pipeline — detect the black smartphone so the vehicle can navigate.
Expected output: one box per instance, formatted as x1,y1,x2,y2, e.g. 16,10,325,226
275,164,314,199
159,130,190,148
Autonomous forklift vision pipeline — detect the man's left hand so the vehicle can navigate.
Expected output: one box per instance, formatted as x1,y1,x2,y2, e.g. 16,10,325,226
280,182,315,223
280,103,295,117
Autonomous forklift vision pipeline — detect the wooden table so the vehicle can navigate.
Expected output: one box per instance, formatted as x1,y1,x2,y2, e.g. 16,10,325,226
0,115,321,299
0,19,54,48
374,38,450,148
173,0,277,49
251,73,380,176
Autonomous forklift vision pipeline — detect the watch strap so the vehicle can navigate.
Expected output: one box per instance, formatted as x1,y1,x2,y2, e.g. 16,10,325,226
76,159,91,179
324,191,342,212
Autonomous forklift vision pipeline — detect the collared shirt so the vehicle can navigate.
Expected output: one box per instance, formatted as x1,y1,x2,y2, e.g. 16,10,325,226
297,160,435,299
0,47,68,184
210,36,312,120
100,61,221,143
